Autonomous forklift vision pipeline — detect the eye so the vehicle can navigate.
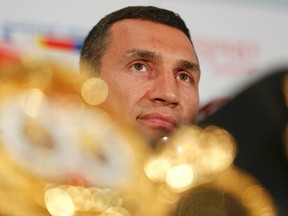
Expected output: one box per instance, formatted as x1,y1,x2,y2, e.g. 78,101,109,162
131,63,147,73
176,72,193,83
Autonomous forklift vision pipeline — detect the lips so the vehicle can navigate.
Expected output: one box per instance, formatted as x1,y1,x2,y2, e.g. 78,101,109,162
137,112,177,131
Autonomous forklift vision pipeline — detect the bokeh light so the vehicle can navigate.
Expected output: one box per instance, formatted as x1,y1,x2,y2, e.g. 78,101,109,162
44,184,129,215
166,163,194,191
81,77,108,105
144,156,171,182
101,206,131,216
45,188,75,216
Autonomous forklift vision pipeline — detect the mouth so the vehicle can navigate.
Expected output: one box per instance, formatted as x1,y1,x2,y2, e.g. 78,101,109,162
136,112,177,132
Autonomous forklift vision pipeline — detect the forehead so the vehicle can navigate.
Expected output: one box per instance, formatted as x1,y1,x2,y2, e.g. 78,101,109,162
106,19,197,62
109,19,189,42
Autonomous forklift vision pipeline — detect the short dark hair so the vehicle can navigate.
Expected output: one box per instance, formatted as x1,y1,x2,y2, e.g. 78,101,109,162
80,6,192,75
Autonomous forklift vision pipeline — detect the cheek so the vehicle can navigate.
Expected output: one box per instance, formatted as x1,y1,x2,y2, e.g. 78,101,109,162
103,76,142,111
106,83,129,105
181,92,199,122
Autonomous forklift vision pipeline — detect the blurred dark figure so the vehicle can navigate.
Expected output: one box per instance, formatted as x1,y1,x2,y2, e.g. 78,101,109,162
197,66,288,215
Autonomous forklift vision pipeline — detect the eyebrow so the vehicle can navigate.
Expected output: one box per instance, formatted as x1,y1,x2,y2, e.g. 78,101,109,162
177,59,200,72
121,49,161,61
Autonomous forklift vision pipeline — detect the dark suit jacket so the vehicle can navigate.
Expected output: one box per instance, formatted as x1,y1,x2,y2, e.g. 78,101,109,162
197,67,288,215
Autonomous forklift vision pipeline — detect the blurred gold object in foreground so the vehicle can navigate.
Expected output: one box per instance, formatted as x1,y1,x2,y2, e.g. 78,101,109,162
145,126,237,191
0,57,153,215
175,167,277,216
0,56,277,216
146,125,277,216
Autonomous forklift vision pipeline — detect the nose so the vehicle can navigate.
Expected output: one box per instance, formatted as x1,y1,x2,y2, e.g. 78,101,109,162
149,72,179,107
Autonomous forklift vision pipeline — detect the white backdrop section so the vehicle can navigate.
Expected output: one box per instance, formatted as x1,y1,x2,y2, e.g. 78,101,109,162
1,0,288,106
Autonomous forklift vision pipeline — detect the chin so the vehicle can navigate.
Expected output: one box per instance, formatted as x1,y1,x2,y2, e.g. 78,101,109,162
140,128,171,148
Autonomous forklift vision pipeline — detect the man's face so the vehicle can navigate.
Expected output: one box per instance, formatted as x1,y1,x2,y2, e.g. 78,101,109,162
99,19,200,145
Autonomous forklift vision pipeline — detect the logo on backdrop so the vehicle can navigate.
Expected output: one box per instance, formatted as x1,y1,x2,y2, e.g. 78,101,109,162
1,21,85,53
194,35,260,76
